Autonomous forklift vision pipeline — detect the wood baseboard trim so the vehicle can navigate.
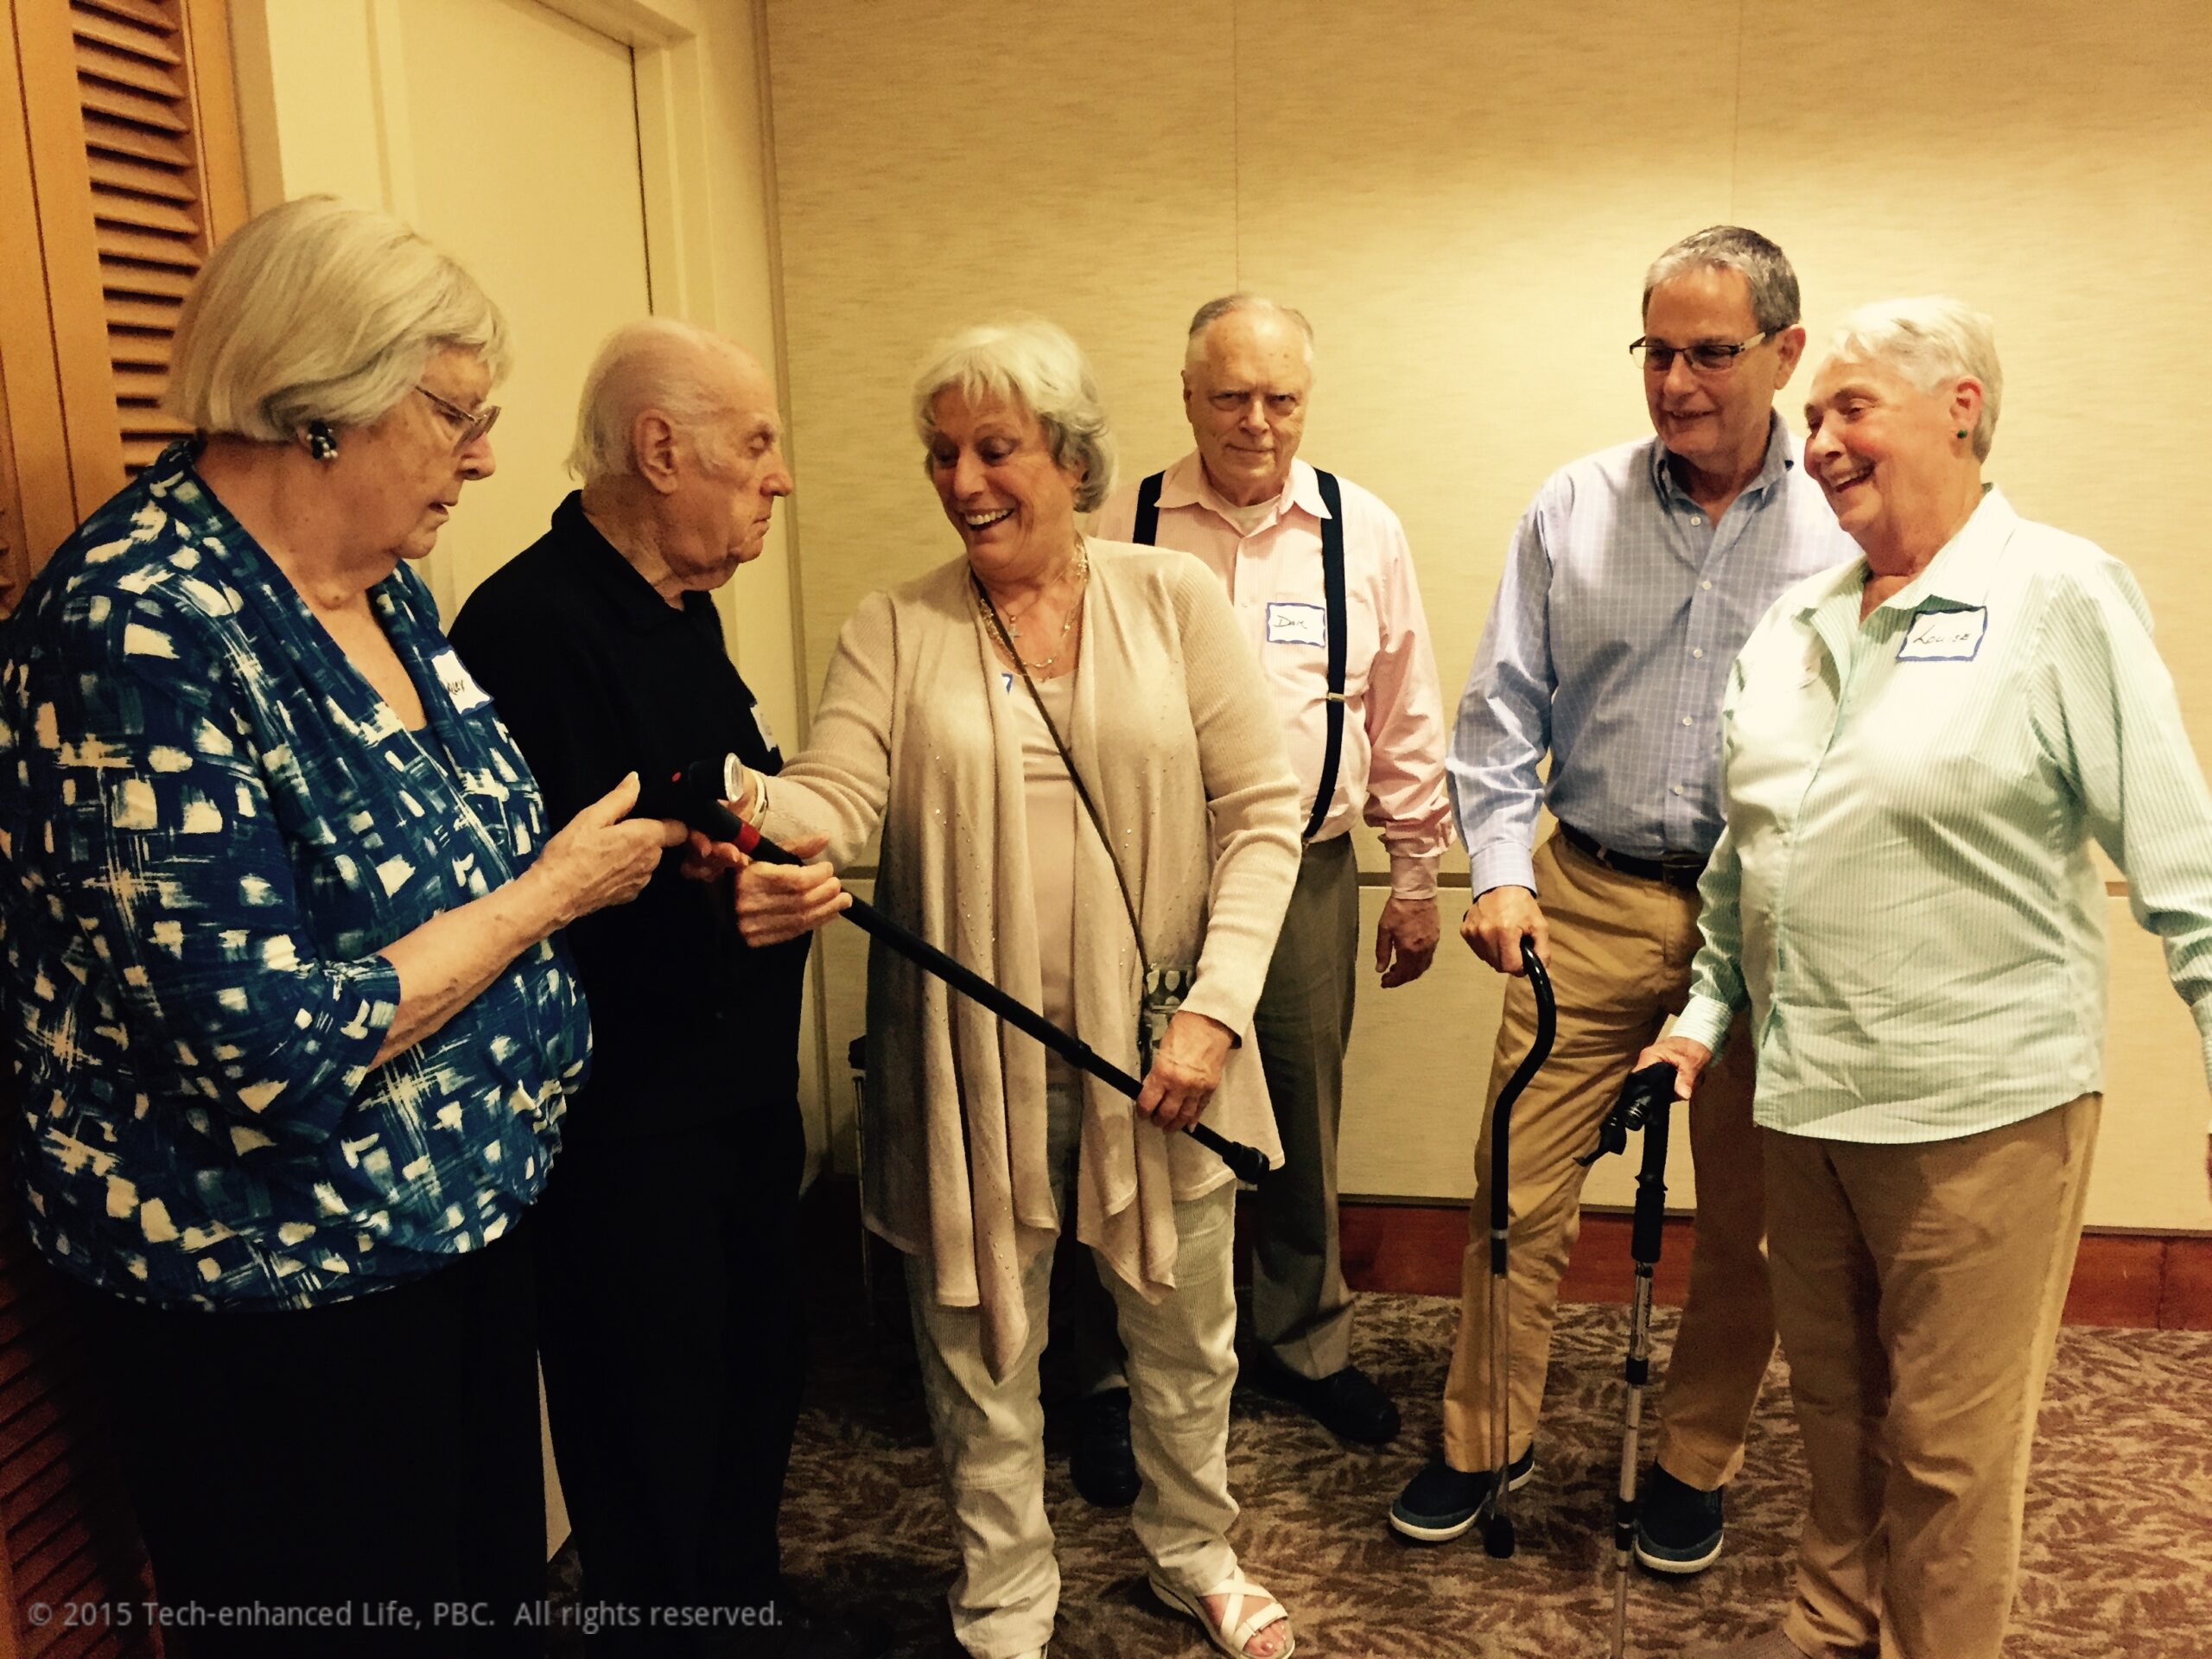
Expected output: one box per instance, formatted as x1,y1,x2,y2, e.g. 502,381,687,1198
1338,1201,2212,1331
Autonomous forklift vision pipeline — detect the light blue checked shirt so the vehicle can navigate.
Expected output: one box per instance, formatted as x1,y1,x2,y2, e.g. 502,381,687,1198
1675,489,2212,1141
1452,417,1855,895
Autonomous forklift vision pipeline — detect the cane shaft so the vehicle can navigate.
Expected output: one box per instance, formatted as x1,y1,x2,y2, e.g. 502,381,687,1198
728,809,1272,1185
1480,940,1552,1560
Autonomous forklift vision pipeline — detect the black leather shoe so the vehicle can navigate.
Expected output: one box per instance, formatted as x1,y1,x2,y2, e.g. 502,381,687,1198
1634,1464,1726,1573
1248,1358,1402,1444
1069,1385,1140,1507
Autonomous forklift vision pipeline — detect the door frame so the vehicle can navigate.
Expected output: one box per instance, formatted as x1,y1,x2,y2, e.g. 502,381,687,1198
226,0,733,616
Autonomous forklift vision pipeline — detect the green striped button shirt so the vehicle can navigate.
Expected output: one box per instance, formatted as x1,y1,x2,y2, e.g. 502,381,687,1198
1674,487,2212,1142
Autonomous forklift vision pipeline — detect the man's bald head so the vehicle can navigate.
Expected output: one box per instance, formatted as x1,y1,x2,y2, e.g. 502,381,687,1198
569,318,772,486
570,318,792,600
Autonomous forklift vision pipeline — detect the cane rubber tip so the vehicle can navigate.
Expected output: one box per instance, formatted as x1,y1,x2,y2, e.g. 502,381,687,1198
1481,1516,1516,1558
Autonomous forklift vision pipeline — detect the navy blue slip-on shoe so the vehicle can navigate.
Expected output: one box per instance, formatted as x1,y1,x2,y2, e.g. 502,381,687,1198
1634,1464,1726,1573
1387,1446,1535,1543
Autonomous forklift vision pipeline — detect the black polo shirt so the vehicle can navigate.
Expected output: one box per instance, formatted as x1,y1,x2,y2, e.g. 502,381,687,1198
448,493,809,1143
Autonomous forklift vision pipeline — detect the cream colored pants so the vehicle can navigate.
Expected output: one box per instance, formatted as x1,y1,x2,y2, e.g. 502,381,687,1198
1441,831,1777,1488
1770,1094,2100,1659
906,1084,1242,1658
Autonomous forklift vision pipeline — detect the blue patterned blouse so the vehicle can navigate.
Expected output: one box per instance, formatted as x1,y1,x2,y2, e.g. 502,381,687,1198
0,443,589,1310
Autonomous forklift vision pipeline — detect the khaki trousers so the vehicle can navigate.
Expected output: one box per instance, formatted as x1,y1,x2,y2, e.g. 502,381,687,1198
1441,831,1776,1487
1770,1094,2100,1659
908,1086,1241,1658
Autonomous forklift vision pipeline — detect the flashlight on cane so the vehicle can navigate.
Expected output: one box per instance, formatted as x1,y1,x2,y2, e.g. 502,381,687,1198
642,757,1273,1185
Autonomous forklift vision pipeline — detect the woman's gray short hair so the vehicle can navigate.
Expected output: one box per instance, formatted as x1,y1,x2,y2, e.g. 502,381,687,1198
165,195,510,442
1828,296,2004,461
912,320,1115,513
1643,225,1802,335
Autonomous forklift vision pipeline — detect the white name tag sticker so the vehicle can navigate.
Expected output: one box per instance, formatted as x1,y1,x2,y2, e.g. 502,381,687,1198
750,701,781,760
1897,607,1989,662
429,648,490,710
1265,601,1326,646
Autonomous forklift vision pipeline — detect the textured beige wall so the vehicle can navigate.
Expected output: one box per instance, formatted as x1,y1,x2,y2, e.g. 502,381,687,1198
765,0,2212,1228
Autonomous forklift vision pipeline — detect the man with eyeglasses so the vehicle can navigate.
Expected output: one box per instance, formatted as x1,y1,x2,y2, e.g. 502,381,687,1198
1389,226,1854,1570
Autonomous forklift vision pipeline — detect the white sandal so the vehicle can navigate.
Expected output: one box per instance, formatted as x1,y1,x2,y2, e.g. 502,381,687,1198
1148,1572,1295,1658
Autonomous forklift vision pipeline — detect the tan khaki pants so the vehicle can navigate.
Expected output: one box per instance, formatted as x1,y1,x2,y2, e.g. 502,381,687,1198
1441,831,1776,1487
1770,1095,2100,1659
907,1087,1242,1658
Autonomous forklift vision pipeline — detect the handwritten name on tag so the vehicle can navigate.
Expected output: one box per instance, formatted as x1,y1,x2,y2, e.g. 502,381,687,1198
1266,601,1326,647
1897,606,1988,662
751,701,781,762
429,648,490,709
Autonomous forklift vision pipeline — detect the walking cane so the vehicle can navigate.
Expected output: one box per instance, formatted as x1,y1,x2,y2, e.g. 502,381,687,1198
1481,936,1555,1559
642,758,1274,1185
1574,1058,1682,1659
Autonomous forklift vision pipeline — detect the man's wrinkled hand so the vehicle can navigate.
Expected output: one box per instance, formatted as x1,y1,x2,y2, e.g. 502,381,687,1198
1461,885,1550,976
1375,894,1440,988
732,833,842,944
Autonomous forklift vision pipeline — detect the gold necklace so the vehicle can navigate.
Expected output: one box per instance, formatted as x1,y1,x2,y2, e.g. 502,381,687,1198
976,543,1089,673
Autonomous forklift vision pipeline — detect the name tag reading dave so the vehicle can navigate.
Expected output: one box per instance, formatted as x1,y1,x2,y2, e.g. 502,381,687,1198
1897,606,1988,663
1266,601,1327,647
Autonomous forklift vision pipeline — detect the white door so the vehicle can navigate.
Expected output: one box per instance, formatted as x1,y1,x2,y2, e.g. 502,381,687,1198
392,0,654,617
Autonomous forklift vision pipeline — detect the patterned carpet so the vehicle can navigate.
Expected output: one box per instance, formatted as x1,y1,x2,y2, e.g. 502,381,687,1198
757,1289,2212,1659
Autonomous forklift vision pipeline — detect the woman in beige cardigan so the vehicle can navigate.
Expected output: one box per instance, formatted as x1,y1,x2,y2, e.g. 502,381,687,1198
733,321,1301,1659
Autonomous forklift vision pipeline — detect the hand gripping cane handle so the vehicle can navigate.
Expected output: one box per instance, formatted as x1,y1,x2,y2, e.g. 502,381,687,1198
1481,936,1556,1559
646,760,1273,1185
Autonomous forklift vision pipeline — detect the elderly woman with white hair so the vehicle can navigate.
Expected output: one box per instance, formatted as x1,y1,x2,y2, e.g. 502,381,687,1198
729,320,1302,1658
0,197,679,1655
1641,298,2212,1659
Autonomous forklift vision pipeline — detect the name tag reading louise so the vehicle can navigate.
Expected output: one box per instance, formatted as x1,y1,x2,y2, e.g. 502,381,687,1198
1266,601,1327,647
1897,606,1989,663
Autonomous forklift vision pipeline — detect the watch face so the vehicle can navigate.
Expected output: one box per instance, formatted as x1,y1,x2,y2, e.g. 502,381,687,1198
722,753,744,802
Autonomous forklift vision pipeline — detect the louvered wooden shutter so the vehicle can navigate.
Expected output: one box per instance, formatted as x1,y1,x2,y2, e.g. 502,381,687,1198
76,0,217,476
0,0,246,1647
0,1179,157,1659
4,0,245,557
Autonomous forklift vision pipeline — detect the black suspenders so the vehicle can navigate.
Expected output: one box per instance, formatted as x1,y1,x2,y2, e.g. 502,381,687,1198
1129,468,1348,843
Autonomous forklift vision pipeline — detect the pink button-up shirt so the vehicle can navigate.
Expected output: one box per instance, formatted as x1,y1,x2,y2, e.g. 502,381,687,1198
1095,452,1454,899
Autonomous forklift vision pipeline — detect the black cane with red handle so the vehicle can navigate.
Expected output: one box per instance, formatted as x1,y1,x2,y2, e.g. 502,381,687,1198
642,759,1273,1185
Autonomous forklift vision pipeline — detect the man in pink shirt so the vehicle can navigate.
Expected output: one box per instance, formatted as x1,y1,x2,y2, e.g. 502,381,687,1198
1076,295,1453,1481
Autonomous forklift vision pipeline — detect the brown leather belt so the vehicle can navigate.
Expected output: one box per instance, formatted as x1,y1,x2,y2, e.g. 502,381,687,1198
1559,822,1707,893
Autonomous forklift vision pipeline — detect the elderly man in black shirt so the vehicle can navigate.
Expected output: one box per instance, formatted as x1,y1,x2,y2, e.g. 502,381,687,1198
451,320,876,1658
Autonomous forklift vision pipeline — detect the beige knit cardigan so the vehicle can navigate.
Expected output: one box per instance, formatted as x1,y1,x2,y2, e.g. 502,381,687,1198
759,540,1300,1378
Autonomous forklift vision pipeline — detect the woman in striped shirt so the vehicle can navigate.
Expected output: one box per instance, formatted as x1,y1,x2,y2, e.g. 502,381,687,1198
1650,297,2212,1659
